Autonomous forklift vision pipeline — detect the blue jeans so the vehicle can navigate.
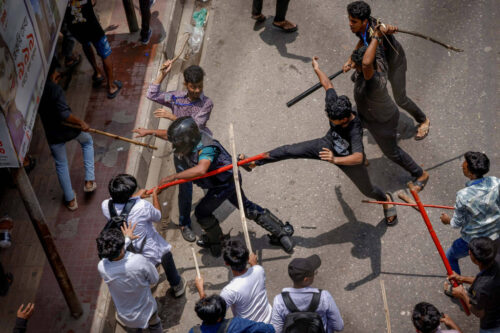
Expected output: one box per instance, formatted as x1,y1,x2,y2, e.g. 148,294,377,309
49,132,95,202
446,237,469,275
174,156,193,227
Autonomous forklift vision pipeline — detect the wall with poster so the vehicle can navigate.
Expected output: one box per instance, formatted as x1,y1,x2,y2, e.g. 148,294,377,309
0,0,67,168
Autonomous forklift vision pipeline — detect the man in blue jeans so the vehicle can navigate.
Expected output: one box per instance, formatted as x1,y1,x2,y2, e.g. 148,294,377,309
440,152,500,274
39,60,96,211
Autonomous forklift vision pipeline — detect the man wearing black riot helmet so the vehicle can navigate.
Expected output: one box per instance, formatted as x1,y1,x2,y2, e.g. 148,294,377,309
159,116,294,256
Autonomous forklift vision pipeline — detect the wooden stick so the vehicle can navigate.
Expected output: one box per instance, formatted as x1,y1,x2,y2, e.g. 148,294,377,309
380,280,391,333
161,34,190,70
228,123,253,253
62,122,157,149
362,199,454,210
398,29,463,52
191,247,201,278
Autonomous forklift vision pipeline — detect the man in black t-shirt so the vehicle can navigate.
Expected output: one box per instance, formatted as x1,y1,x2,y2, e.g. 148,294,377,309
39,60,97,211
350,27,429,192
446,237,500,332
243,57,398,225
65,0,121,99
343,1,430,141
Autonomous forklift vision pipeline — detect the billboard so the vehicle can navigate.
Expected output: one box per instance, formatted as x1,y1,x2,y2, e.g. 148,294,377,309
0,0,67,167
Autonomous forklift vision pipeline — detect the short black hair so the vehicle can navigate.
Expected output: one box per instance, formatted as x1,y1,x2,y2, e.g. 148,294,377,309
48,58,62,78
183,65,204,84
195,294,227,325
108,174,138,204
222,239,249,272
96,228,124,260
464,151,490,178
469,237,497,266
412,302,441,333
326,95,352,120
347,1,371,21
351,46,368,67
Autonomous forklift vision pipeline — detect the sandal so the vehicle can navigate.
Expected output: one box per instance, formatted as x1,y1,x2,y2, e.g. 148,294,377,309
238,154,253,172
411,173,429,193
272,20,298,33
415,119,430,141
92,73,105,87
65,54,81,69
252,14,266,23
383,193,398,226
107,80,123,99
443,281,454,298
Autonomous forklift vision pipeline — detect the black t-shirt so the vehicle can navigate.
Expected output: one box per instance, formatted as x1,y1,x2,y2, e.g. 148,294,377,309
325,88,364,156
353,71,398,124
65,0,105,43
468,261,500,329
39,81,81,145
355,17,405,69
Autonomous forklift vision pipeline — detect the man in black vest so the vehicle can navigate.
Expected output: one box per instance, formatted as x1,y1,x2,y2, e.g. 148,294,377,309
157,117,294,256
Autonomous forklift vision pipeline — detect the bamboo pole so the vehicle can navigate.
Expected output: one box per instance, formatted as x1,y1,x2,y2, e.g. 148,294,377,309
191,247,201,278
62,122,157,150
398,29,463,52
228,123,253,253
362,200,454,210
380,280,391,333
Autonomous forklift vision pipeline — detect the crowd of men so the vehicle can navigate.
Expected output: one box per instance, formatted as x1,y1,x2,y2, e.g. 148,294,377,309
11,0,499,332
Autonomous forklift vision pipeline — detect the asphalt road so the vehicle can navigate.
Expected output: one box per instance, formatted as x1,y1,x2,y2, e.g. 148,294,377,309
164,0,499,332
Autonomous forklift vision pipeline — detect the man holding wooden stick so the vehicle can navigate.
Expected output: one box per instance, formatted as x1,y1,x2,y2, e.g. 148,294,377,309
39,59,96,211
344,1,431,141
157,117,294,256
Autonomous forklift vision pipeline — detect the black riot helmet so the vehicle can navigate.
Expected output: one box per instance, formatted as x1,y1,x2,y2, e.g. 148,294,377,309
167,116,201,155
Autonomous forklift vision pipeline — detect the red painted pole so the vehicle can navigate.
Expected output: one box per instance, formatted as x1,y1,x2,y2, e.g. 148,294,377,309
408,183,470,315
146,153,267,194
361,200,454,210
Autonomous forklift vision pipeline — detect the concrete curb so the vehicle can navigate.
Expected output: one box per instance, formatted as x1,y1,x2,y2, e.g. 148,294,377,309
89,0,185,331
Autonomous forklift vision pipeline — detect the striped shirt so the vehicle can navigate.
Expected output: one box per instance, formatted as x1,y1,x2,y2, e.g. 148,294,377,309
146,83,213,135
451,176,500,243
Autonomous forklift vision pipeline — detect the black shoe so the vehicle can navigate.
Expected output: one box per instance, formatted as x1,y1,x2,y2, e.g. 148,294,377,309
268,234,294,254
181,226,196,242
196,235,210,249
140,28,152,45
196,235,222,257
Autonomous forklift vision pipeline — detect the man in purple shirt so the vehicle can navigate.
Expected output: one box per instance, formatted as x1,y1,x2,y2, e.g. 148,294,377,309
133,61,213,242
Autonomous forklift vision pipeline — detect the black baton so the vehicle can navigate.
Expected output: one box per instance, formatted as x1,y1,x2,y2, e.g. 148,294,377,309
286,69,344,108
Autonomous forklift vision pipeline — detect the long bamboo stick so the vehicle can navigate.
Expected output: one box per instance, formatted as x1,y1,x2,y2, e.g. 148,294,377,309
362,200,454,210
191,247,201,278
228,123,253,253
380,280,391,333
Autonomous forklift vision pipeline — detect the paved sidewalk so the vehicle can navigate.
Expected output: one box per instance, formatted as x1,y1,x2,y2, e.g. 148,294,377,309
0,0,177,332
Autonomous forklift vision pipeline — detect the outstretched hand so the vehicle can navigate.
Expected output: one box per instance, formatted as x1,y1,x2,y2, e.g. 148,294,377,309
312,56,320,70
17,303,35,320
121,221,139,240
153,108,175,120
132,128,150,138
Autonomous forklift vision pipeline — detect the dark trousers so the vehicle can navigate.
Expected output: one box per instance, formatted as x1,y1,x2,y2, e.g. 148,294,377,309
61,22,76,59
388,60,426,124
365,113,423,178
194,179,264,221
174,156,193,227
258,136,387,202
252,0,290,22
139,0,151,39
160,252,181,287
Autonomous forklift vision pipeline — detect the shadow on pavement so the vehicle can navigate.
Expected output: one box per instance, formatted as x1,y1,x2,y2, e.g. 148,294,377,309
294,186,388,291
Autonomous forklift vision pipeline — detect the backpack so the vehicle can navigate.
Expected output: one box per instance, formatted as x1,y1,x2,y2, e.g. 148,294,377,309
282,290,325,333
100,199,146,255
192,318,233,333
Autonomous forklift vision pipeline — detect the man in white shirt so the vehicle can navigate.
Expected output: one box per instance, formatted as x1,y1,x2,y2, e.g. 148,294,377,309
102,174,186,297
97,226,161,332
271,255,344,333
195,239,272,323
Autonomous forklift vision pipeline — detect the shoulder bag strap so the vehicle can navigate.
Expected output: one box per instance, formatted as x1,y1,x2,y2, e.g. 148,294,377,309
281,292,300,313
120,199,137,220
108,200,118,218
306,290,322,312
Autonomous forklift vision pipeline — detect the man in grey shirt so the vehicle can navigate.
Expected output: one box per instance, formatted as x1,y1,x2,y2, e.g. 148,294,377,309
271,255,344,332
97,226,162,332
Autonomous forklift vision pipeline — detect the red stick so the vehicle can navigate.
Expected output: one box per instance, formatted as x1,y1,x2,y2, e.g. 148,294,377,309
362,200,454,210
408,183,470,315
146,153,267,194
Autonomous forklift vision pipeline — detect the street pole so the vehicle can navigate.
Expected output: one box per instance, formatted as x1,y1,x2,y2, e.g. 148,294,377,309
122,0,139,33
11,167,83,318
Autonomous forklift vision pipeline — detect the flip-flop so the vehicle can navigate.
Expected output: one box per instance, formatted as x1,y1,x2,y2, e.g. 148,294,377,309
252,14,266,23
107,80,123,99
411,175,429,193
415,120,430,141
272,21,298,33
383,192,398,226
92,73,105,87
65,54,82,69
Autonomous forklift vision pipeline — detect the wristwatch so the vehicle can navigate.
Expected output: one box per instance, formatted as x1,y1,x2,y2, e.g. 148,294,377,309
373,36,383,43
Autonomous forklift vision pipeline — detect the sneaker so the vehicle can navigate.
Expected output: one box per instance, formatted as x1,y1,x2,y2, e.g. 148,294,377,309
140,28,152,45
172,276,186,298
181,226,196,242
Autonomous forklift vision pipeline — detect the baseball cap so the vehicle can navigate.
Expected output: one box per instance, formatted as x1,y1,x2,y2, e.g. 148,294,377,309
288,254,321,281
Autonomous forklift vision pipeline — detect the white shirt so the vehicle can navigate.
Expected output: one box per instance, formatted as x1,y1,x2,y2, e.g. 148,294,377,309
102,197,171,265
98,252,159,329
220,265,272,323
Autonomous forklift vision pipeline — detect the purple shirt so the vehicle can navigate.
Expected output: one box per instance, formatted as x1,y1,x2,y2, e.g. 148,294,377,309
147,83,213,135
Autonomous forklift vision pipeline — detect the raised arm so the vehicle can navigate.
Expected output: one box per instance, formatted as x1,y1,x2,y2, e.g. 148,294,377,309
132,128,168,140
312,56,333,91
362,29,382,80
343,40,363,72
